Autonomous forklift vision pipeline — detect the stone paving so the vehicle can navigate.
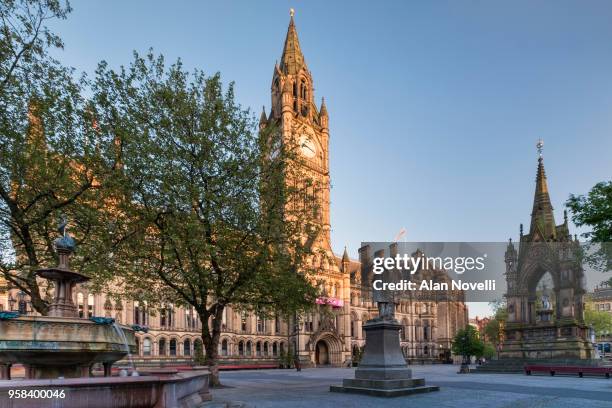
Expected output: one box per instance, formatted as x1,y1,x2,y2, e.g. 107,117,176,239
205,364,612,408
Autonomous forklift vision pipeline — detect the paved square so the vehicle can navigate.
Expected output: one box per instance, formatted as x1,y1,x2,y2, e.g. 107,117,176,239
208,365,612,408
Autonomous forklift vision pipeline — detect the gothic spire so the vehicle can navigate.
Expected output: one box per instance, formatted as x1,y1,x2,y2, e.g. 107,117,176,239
342,246,349,264
279,9,306,75
319,97,328,117
529,140,556,240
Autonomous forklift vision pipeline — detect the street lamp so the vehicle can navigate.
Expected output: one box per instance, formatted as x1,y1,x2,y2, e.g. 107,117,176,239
17,291,27,314
294,312,301,372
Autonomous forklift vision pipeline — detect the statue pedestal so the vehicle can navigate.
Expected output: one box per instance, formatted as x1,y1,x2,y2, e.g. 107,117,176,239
330,319,439,397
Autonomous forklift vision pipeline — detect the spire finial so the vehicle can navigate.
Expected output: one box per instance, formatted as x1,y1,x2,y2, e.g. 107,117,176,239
536,138,544,158
290,8,295,17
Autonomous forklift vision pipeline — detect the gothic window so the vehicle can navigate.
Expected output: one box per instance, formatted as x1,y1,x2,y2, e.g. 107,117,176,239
184,339,191,356
87,294,94,317
238,341,244,356
264,342,269,356
77,293,84,318
169,338,177,356
158,339,166,356
221,339,228,356
257,316,265,333
185,308,195,329
143,338,151,356
273,342,278,356
280,342,285,354
160,309,167,327
246,341,252,356
275,315,281,333
241,312,247,332
256,341,262,356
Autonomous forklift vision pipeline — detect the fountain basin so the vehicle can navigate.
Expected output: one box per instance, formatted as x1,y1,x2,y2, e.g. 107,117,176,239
0,316,136,379
0,369,211,408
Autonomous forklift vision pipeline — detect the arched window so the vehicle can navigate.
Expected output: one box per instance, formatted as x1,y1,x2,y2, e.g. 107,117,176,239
183,339,191,356
300,79,307,100
280,342,285,354
160,308,167,327
246,341,252,356
256,341,262,356
274,315,281,333
222,308,227,330
264,342,269,356
135,337,140,355
77,293,84,318
241,312,247,332
87,294,94,317
257,316,264,333
169,338,177,356
424,345,429,355
221,339,228,356
143,338,151,356
272,342,278,356
159,339,166,356
238,341,244,356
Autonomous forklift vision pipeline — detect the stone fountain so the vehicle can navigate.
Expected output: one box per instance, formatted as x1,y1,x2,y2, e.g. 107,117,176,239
0,220,211,407
0,222,136,379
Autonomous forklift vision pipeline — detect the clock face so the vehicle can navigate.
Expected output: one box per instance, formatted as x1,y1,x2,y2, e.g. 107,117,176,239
299,135,316,158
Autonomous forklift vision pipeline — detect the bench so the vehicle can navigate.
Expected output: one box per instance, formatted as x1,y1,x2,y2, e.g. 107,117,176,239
524,365,612,378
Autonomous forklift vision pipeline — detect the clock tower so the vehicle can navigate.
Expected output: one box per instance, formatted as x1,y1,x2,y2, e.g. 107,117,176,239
260,11,352,367
260,10,332,252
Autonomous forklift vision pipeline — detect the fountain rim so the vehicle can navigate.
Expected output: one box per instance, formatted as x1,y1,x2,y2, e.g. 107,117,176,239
35,267,90,283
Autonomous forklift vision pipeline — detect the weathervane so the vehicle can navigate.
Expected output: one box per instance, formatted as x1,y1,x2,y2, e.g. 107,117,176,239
536,139,544,158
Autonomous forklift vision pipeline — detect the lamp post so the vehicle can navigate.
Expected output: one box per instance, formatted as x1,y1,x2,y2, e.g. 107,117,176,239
294,311,301,372
17,291,27,314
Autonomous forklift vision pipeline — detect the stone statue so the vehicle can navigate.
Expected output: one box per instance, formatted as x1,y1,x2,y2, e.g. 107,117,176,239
541,294,551,311
371,255,401,321
55,214,75,251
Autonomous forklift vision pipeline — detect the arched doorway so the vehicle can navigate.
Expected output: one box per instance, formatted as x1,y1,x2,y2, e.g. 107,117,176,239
315,340,330,365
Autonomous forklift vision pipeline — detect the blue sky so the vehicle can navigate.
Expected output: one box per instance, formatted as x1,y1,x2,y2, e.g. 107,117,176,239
50,1,612,315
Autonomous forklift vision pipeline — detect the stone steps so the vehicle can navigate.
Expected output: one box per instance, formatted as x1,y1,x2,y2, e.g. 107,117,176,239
473,359,610,374
330,384,440,397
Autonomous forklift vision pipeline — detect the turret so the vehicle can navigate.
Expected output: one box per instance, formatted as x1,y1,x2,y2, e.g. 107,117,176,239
259,106,267,130
319,97,328,129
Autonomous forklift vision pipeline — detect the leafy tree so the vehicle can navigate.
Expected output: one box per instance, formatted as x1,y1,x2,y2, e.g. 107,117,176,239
193,340,206,366
483,300,508,346
452,325,484,364
566,181,612,273
480,343,496,360
0,0,122,314
584,302,612,336
93,52,320,385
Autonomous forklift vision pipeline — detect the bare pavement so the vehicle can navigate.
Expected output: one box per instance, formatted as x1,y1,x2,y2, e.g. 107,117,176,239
205,364,612,408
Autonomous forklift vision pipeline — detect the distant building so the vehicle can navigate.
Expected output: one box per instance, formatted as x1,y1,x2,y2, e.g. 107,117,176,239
587,283,612,355
469,316,492,342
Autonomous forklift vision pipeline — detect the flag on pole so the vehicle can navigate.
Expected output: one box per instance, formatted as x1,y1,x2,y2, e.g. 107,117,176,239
394,228,407,242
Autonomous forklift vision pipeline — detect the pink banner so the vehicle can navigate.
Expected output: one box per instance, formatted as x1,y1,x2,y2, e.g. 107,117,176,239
316,297,344,308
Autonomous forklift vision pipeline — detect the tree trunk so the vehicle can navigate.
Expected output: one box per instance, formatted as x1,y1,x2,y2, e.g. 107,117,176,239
26,275,48,315
201,306,223,387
